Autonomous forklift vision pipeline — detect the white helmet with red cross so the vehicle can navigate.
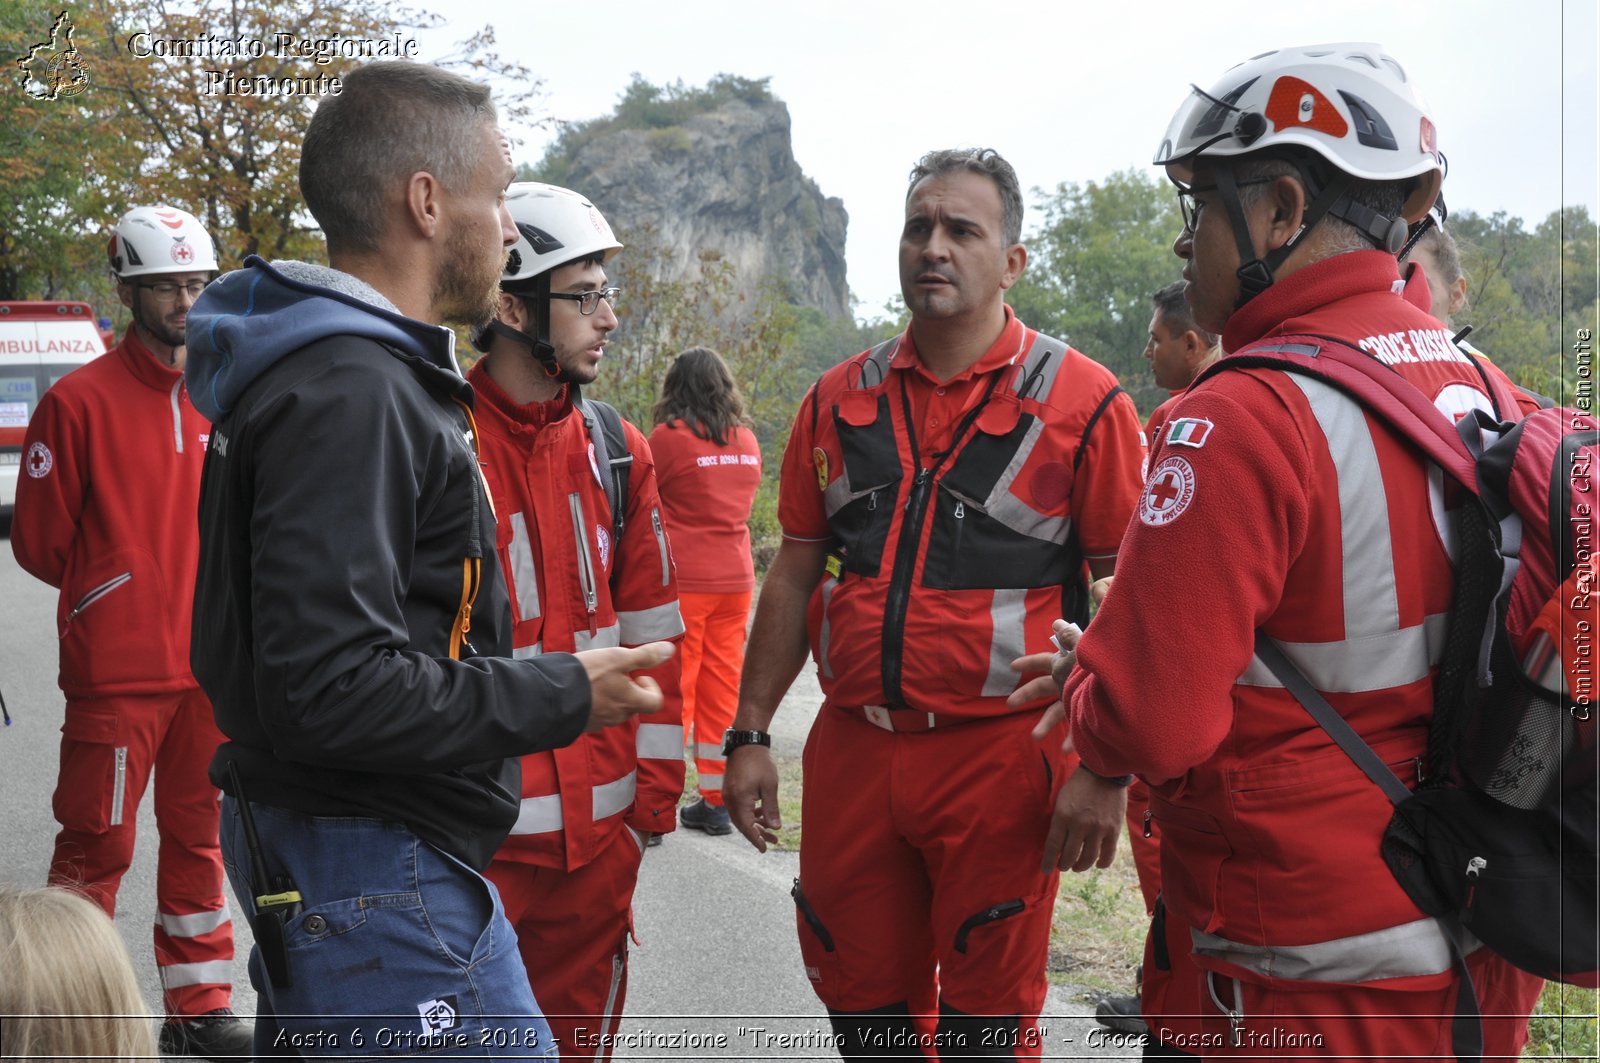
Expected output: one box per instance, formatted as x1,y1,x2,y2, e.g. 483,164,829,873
107,205,219,279
1153,42,1443,224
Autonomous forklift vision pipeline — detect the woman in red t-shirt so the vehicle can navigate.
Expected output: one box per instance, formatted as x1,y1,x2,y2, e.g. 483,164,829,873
648,348,762,836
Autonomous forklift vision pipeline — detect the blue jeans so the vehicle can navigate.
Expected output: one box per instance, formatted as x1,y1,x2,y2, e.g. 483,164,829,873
220,797,556,1059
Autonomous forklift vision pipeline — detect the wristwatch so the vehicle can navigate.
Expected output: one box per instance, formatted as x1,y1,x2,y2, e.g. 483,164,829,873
722,728,772,756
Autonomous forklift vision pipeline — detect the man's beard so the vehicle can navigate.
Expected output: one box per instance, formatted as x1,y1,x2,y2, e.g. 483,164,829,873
435,228,504,329
133,302,186,352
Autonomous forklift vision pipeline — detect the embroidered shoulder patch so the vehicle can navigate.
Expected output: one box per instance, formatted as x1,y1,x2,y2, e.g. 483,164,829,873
1139,455,1197,527
1165,417,1214,449
25,441,53,478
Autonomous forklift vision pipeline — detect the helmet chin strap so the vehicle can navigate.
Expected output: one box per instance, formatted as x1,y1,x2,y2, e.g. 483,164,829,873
481,272,579,386
1216,164,1406,311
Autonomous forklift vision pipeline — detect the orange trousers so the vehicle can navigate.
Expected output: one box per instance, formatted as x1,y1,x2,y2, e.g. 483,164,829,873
677,590,751,806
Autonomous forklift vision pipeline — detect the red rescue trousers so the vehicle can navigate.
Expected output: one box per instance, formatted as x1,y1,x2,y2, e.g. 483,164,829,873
677,590,751,807
794,708,1074,1057
486,826,645,1061
48,687,233,1017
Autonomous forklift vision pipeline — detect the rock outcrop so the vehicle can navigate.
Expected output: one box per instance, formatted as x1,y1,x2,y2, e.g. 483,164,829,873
560,96,849,319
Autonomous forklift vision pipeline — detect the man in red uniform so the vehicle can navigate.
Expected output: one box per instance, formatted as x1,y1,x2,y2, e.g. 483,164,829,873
724,148,1145,1059
469,182,685,1060
11,206,251,1058
1140,281,1220,460
1060,43,1542,1059
1094,281,1223,1040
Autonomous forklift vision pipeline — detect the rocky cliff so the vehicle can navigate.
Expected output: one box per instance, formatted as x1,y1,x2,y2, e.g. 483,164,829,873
558,96,850,320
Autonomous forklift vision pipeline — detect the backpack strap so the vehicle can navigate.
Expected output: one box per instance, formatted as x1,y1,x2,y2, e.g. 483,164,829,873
577,397,633,590
1254,632,1485,1063
1194,334,1487,490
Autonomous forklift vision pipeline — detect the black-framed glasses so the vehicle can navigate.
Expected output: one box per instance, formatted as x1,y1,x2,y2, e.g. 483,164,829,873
1175,178,1274,232
548,287,621,316
136,279,208,301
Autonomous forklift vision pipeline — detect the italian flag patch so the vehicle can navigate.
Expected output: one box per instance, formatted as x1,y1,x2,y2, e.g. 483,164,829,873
1165,417,1214,448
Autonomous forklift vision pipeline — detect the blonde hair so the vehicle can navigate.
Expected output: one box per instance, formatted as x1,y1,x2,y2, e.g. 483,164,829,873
0,886,155,1062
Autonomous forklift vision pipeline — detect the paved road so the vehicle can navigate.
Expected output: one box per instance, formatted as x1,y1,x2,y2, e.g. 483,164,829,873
0,539,1132,1060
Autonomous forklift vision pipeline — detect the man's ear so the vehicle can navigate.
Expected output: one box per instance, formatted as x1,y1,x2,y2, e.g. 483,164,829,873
999,243,1028,289
115,280,134,312
405,171,444,239
1262,175,1307,252
494,291,525,329
1180,329,1205,357
1447,276,1469,319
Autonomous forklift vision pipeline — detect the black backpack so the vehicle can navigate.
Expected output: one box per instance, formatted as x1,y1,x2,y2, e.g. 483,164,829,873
577,397,632,591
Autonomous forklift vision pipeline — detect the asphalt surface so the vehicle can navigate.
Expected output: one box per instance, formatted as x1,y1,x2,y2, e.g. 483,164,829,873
0,538,1134,1060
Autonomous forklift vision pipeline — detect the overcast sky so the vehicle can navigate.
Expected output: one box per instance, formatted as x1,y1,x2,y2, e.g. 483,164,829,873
416,0,1597,318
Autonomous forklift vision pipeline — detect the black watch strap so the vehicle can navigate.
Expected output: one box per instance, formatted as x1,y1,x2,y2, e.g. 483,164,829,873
722,728,772,756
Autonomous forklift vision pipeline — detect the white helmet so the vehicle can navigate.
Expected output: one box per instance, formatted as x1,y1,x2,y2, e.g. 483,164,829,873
1154,42,1443,223
500,182,622,289
107,205,219,279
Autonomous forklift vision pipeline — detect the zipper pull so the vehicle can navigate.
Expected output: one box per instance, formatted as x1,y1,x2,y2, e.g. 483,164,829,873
954,501,965,520
868,490,878,512
1142,809,1153,839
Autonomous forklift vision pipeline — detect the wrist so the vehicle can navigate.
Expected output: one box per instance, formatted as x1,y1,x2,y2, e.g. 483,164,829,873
722,728,772,757
1082,764,1135,787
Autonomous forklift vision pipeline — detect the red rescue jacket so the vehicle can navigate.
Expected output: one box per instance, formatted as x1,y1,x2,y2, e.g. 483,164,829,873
468,364,685,871
12,330,210,698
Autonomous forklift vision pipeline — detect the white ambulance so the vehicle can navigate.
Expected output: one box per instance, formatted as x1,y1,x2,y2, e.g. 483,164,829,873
0,301,109,520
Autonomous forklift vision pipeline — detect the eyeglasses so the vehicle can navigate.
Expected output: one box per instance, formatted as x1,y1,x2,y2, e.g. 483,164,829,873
1175,178,1274,232
136,280,208,301
548,287,621,316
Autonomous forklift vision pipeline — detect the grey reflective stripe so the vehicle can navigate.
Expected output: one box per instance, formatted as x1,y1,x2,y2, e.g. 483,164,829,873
575,623,621,651
1190,917,1465,983
510,770,638,835
617,601,684,643
593,770,637,820
156,901,232,938
1427,465,1456,563
698,772,724,790
506,512,542,621
1238,613,1448,692
818,575,838,679
635,723,683,760
169,380,185,453
1015,332,1066,398
569,493,599,616
110,747,127,827
982,589,1029,696
160,959,234,988
512,641,545,659
823,476,857,520
1289,375,1399,638
597,947,626,1045
978,416,1072,543
694,741,724,761
651,508,671,587
511,793,563,834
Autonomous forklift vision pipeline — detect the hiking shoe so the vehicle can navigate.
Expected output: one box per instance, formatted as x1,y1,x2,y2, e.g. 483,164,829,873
1094,993,1147,1035
680,797,732,835
159,1008,254,1059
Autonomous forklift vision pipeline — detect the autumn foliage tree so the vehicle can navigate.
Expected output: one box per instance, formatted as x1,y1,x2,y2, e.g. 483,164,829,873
1,0,542,306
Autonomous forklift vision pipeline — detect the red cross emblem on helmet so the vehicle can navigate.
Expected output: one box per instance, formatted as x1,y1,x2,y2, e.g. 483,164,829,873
170,238,195,265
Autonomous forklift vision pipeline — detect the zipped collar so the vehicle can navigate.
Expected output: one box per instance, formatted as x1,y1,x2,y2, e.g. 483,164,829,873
1222,250,1403,354
466,360,574,444
115,328,186,394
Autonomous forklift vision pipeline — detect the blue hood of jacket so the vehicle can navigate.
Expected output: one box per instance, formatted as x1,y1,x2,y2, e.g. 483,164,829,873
185,256,461,422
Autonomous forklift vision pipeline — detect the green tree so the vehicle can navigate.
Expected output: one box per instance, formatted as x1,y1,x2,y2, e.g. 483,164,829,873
1446,206,1597,401
1008,168,1186,418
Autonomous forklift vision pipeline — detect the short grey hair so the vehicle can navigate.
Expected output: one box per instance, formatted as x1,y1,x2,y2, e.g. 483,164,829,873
301,61,497,255
907,148,1024,248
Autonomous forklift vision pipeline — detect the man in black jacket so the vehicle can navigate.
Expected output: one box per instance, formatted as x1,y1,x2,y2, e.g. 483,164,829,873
186,61,670,1059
